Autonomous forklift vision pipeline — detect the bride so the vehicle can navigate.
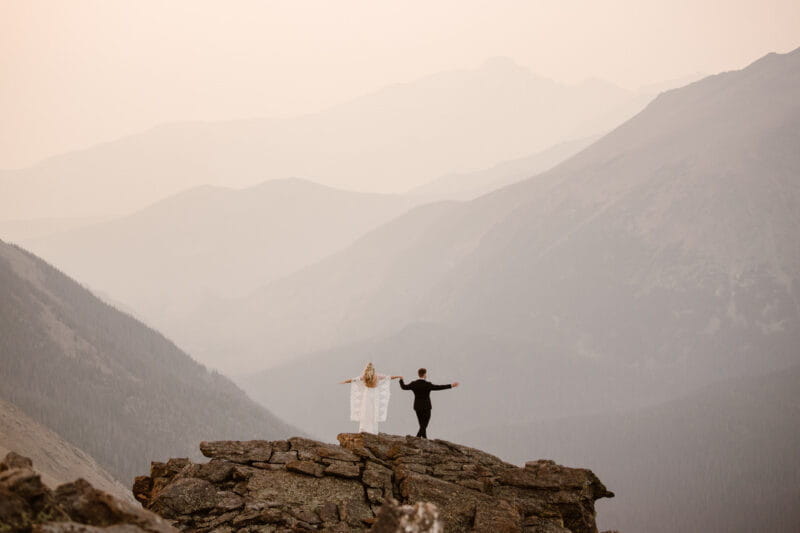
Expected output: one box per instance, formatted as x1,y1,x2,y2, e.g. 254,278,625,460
340,363,401,434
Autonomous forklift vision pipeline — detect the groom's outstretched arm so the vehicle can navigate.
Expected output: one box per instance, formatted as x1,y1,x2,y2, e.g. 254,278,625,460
399,378,411,390
431,383,452,391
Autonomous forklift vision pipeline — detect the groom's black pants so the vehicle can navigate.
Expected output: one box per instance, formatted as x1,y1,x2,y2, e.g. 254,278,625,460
415,408,431,438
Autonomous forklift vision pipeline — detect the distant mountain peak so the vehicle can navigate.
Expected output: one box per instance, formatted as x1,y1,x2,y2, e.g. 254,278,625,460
480,55,523,71
0,50,647,218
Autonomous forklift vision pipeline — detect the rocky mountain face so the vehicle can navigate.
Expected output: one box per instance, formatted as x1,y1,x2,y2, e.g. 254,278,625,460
133,433,613,533
0,451,174,533
0,240,297,486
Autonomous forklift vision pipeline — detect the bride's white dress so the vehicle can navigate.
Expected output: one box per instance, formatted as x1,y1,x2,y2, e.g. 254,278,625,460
350,374,391,434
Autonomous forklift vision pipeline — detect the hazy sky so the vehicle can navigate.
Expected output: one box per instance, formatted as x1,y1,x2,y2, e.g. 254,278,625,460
2,0,799,169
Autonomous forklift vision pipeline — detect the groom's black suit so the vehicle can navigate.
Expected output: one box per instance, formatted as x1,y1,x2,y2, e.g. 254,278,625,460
399,378,452,438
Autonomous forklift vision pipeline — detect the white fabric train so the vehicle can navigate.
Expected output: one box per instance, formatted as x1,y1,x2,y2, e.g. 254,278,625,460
349,374,391,433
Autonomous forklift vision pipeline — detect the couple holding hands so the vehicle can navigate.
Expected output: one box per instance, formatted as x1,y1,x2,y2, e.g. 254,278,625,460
341,363,459,438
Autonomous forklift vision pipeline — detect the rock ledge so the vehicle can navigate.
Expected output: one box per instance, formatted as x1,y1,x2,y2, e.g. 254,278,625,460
134,433,612,532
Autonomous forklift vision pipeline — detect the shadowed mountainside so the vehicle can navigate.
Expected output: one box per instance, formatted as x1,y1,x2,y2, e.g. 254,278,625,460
0,397,131,502
0,239,297,486
456,364,800,533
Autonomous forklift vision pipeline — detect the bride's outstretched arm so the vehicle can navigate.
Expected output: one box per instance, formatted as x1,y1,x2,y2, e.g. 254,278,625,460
339,379,353,384
390,375,402,379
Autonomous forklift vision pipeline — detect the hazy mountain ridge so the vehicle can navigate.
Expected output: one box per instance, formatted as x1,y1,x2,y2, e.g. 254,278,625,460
421,46,800,370
0,58,647,219
0,215,112,242
0,397,131,502
20,178,418,336
0,239,297,485
175,200,481,370
186,48,800,379
410,136,599,200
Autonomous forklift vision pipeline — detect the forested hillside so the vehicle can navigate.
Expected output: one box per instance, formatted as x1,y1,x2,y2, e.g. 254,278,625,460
0,397,130,501
0,240,297,484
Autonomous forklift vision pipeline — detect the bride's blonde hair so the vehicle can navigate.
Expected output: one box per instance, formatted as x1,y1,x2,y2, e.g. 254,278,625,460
362,362,378,388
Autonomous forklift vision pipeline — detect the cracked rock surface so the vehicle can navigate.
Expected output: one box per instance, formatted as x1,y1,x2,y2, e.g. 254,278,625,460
134,433,612,532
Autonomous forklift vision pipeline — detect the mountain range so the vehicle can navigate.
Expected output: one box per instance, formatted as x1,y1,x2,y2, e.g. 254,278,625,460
19,178,416,334
0,57,649,220
0,44,797,533
229,49,800,533
0,239,297,485
187,48,800,378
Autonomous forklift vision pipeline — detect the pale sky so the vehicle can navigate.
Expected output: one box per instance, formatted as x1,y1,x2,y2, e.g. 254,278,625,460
1,0,799,170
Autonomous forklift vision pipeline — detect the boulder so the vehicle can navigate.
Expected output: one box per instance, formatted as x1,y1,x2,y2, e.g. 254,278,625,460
198,441,272,464
148,477,218,517
0,451,174,533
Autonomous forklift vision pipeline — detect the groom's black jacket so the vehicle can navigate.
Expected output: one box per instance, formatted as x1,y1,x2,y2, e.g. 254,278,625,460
399,379,452,411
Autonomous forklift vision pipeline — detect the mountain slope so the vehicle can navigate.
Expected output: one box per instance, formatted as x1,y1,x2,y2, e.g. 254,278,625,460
410,136,599,200
455,365,800,533
0,239,297,485
196,47,800,379
0,397,131,502
0,58,644,219
0,216,111,242
20,178,416,334
422,47,800,377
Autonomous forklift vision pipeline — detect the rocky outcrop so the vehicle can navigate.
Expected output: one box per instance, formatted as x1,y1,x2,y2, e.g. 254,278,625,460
134,433,613,532
0,451,175,533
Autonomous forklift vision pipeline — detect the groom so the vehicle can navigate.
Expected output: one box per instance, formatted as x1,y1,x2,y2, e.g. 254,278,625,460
399,368,459,439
